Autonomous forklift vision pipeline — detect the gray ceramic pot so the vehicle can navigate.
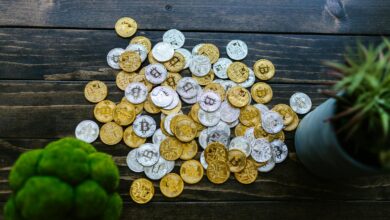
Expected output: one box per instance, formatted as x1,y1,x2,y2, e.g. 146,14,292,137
295,98,379,179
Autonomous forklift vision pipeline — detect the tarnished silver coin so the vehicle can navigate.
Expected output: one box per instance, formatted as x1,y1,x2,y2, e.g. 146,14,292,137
262,111,284,134
152,128,167,146
150,86,174,108
271,139,288,163
176,77,199,98
145,63,168,84
136,143,160,167
198,91,221,112
244,127,255,145
107,48,124,69
192,43,205,55
254,103,269,116
75,120,99,143
126,149,144,173
164,113,181,135
176,48,192,69
213,58,232,79
206,129,230,147
189,55,211,77
251,138,272,163
209,121,231,137
163,29,185,49
258,155,276,173
226,119,239,128
126,43,148,62
226,40,248,60
133,115,157,138
125,82,148,104
163,92,180,110
290,92,312,114
152,42,175,62
239,68,255,88
220,101,240,123
144,157,175,180
229,136,251,157
200,151,208,169
198,108,221,127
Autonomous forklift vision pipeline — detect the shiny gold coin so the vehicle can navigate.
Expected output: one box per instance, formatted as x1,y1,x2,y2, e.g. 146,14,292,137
160,137,183,161
180,140,198,160
272,104,295,125
115,17,137,38
180,160,204,184
160,117,172,137
129,178,154,204
100,122,123,145
227,149,247,173
189,103,201,123
132,74,153,91
235,123,249,137
119,51,141,72
116,71,136,91
251,82,273,104
227,86,250,108
162,72,182,90
227,62,249,83
234,159,258,184
161,100,182,115
121,98,144,115
94,100,116,123
239,105,261,127
113,102,136,126
160,173,184,198
206,160,230,184
130,36,152,52
192,70,215,86
148,50,159,64
274,130,285,141
253,59,275,80
123,126,146,148
254,124,277,142
163,52,185,72
139,67,146,76
144,96,161,114
204,142,228,164
204,83,225,101
173,115,197,142
284,111,299,131
197,43,220,64
84,80,108,103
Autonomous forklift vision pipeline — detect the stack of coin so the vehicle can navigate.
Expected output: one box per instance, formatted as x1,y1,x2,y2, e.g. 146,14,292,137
74,17,313,204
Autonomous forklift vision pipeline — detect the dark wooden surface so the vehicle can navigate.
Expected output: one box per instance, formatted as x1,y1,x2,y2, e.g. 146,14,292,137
1,1,390,219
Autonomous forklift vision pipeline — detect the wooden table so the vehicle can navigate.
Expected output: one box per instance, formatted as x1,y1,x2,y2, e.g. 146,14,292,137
1,1,390,219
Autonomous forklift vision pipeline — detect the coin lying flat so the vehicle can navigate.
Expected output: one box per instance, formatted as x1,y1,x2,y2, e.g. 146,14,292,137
207,160,230,184
198,108,221,127
130,178,154,204
226,40,248,60
94,100,115,123
220,101,240,123
160,173,184,198
75,120,99,143
145,63,168,84
130,36,152,52
290,92,312,114
176,77,199,99
126,43,148,62
150,86,174,108
261,111,284,134
100,122,123,145
162,72,182,90
190,55,212,77
123,126,146,148
113,102,136,126
213,58,232,79
227,86,250,108
133,115,157,138
126,149,144,173
115,17,138,38
107,48,125,69
180,160,204,184
251,138,272,163
84,80,108,103
152,42,175,62
163,29,185,49
271,139,288,163
125,82,148,104
197,43,220,64
229,136,251,157
227,149,247,173
251,82,273,104
239,105,261,127
198,91,222,112
144,157,175,180
272,104,295,126
234,159,258,184
163,52,185,72
152,128,167,146
136,143,160,166
119,51,142,72
180,140,198,160
253,59,275,80
160,137,183,161
204,142,228,164
227,62,249,83
176,48,192,69
116,71,136,91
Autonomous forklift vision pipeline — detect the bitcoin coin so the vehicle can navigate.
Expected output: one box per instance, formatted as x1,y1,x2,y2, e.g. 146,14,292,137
130,36,152,52
192,70,215,86
100,122,123,145
126,149,144,173
234,159,258,184
180,160,204,184
132,74,153,91
115,17,138,38
234,123,249,137
84,80,108,103
239,105,261,127
227,149,247,172
213,57,232,79
152,42,175,62
254,103,270,116
180,140,198,160
204,83,225,101
197,43,220,64
290,92,312,114
160,137,183,161
75,120,99,143
163,52,185,72
227,62,249,83
190,55,211,77
251,138,272,163
148,50,159,64
228,136,251,157
226,40,248,60
116,71,136,91
113,102,136,126
160,173,184,198
283,111,299,131
175,48,192,69
253,124,277,142
173,115,197,142
272,104,295,126
94,100,116,123
198,108,221,127
220,101,240,123
125,82,148,104
163,29,185,49
145,63,168,84
152,128,167,146
176,77,200,99
227,86,250,108
150,86,174,108
119,51,142,72
107,48,125,69
204,142,228,164
198,91,222,112
161,98,181,115
239,68,256,88
126,43,148,62
206,160,230,184
136,143,160,166
133,115,157,138
162,72,182,90
253,59,275,80
251,82,273,104
144,157,175,180
123,126,146,148
261,111,284,134
271,139,288,163
130,178,154,204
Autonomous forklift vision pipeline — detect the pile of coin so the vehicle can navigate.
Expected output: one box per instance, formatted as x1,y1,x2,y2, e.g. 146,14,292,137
75,17,313,204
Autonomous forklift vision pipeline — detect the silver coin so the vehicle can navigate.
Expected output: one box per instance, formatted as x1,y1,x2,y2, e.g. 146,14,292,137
152,42,175,62
244,127,255,145
199,129,208,149
189,55,211,77
206,129,230,147
164,113,181,135
258,156,276,173
254,103,270,117
213,58,232,79
229,136,251,157
198,108,221,127
290,92,312,114
75,120,99,143
144,157,174,180
192,43,205,55
251,138,272,163
226,40,248,60
221,80,237,93
163,92,180,110
126,44,148,62
262,111,284,134
150,86,174,108
175,48,192,69
271,139,288,163
133,115,157,138
176,77,199,98
220,101,240,123
125,82,148,104
198,91,221,112
200,151,208,169
126,149,144,173
152,129,167,146
239,68,255,88
226,119,239,128
209,121,231,137
107,48,124,69
163,29,185,49
145,63,168,84
136,143,160,167
181,85,203,104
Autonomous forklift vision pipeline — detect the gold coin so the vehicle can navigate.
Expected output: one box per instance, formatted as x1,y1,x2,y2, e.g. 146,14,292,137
100,122,123,145
93,100,115,123
206,160,230,184
162,72,182,90
253,59,275,80
254,124,278,142
239,105,261,127
144,95,161,114
204,83,225,101
234,159,258,184
84,80,108,103
121,98,144,115
272,104,295,125
197,43,220,64
161,100,182,115
129,178,154,204
115,17,138,38
180,140,198,160
284,111,299,131
160,173,184,198
132,74,153,91
227,62,249,83
192,70,215,86
227,86,250,108
160,117,172,137
130,36,152,52
251,82,273,104
163,52,185,72
160,137,183,161
189,103,201,123
119,51,141,72
123,126,146,148
148,50,159,64
173,115,197,142
113,102,136,126
180,160,204,184
204,142,228,164
227,149,247,173
139,67,146,75
116,71,136,91
235,123,249,137
274,130,285,141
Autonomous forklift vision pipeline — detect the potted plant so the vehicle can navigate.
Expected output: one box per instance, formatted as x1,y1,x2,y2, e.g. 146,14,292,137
295,39,390,179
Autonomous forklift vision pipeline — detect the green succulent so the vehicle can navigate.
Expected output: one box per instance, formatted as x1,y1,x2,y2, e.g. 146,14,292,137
4,137,123,220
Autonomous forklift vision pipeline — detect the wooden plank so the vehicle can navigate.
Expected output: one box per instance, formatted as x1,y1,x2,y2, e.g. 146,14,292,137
0,0,390,34
0,28,384,81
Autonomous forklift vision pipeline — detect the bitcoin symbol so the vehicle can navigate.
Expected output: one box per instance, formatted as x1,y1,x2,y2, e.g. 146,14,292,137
183,82,194,92
166,76,176,87
256,88,266,97
259,65,270,74
131,86,141,98
150,67,162,78
112,55,120,63
169,57,179,66
204,96,216,106
140,119,150,133
142,150,154,159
